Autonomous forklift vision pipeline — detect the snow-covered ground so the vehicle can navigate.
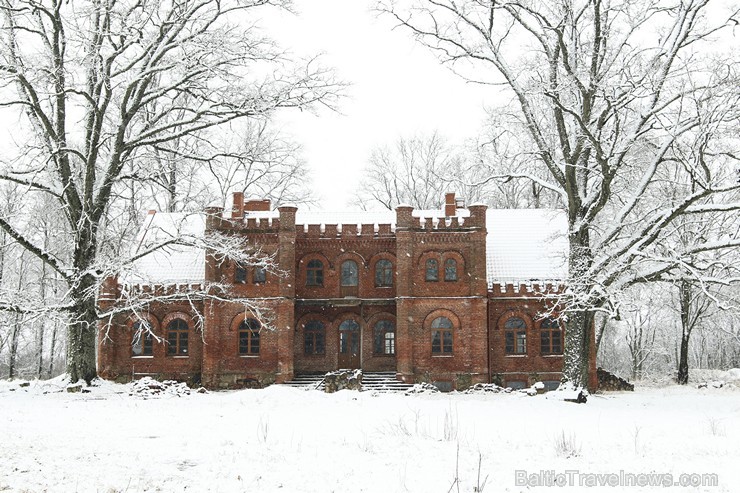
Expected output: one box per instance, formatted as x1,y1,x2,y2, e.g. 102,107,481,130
1,377,739,492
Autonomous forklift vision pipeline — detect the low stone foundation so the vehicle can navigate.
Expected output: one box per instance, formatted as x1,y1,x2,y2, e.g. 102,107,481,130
324,369,363,393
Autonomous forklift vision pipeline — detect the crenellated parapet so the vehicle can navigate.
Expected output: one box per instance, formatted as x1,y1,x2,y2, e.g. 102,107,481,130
295,222,395,239
205,212,281,233
489,282,564,297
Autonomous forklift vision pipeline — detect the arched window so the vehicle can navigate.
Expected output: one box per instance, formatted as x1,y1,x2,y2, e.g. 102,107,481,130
339,319,360,331
238,318,261,355
373,320,395,355
304,320,325,355
340,260,358,287
425,259,439,281
306,259,323,286
235,263,247,284
444,258,458,281
253,266,266,284
375,259,393,287
540,318,562,355
132,321,153,356
166,318,189,356
431,316,453,354
504,317,527,355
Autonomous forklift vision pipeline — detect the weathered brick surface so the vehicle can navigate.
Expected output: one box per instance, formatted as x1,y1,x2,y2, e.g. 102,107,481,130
98,195,597,391
97,299,204,386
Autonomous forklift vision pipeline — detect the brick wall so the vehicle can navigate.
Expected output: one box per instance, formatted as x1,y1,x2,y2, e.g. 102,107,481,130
98,299,205,386
98,195,596,391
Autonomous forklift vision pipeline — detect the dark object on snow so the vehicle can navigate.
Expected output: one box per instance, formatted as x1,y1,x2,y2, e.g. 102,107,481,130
597,368,634,391
66,384,83,393
19,382,30,388
323,369,362,393
564,390,588,403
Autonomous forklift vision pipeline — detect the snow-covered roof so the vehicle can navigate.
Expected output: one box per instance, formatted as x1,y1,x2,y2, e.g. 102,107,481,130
125,212,205,284
125,207,568,286
486,209,568,285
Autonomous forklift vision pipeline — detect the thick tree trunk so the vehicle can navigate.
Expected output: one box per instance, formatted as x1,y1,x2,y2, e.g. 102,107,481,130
563,310,593,388
66,294,98,383
561,225,594,388
66,224,100,384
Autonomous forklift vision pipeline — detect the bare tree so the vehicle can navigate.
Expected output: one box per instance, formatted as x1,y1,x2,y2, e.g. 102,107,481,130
0,0,340,383
378,0,740,388
354,132,457,209
471,116,565,209
131,119,313,214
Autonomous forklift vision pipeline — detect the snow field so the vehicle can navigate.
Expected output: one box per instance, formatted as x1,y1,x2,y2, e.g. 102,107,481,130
0,380,738,492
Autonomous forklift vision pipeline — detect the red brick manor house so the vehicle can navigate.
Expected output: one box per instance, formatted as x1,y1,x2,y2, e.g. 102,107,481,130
98,192,597,390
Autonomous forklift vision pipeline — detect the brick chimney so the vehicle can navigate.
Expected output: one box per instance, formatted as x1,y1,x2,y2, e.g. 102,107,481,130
231,191,244,219
444,192,456,217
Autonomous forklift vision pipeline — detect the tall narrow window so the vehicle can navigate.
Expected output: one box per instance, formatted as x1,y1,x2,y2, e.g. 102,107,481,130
235,263,247,284
540,318,563,355
375,259,393,287
504,317,527,355
238,318,260,355
166,318,189,356
444,258,458,281
304,320,326,355
341,260,358,287
373,320,395,355
425,259,439,281
431,316,453,354
132,321,153,356
306,260,323,286
253,266,266,284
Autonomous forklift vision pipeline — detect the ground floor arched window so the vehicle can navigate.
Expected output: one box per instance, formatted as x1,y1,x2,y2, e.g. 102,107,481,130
238,318,261,355
132,321,153,356
504,317,527,355
304,320,326,355
431,316,453,354
166,318,189,356
540,318,562,355
373,320,395,355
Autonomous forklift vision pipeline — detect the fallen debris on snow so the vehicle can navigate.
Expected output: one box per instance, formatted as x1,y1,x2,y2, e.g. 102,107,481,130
129,377,191,398
462,383,510,394
404,382,440,395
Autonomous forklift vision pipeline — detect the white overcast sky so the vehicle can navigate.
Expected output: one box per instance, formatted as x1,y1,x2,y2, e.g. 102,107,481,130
260,0,497,210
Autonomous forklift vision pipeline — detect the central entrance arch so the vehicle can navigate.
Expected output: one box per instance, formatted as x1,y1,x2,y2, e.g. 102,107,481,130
338,319,360,368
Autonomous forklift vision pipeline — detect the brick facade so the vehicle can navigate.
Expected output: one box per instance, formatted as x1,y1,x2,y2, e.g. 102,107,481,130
97,194,597,391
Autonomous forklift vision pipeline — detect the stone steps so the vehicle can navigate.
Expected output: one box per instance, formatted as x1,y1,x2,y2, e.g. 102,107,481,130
282,371,413,392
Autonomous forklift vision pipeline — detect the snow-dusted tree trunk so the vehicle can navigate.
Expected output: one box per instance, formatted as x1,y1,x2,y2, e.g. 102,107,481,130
0,0,339,383
378,0,740,388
